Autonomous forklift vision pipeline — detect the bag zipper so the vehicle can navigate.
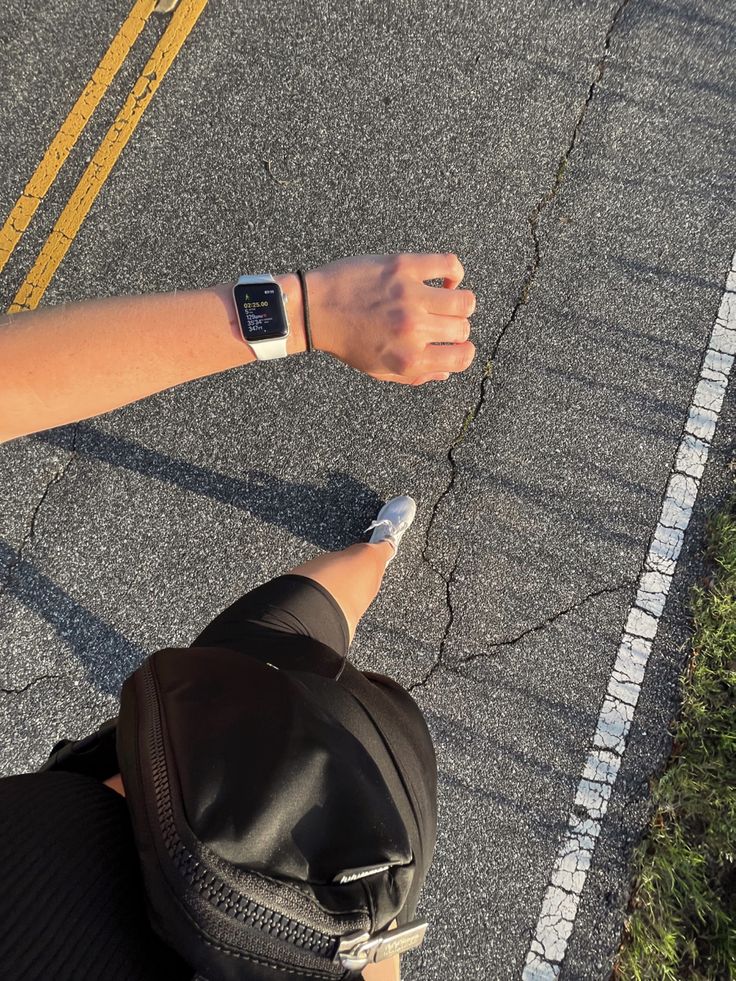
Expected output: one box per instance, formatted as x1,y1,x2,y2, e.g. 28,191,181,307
337,921,428,970
139,659,339,962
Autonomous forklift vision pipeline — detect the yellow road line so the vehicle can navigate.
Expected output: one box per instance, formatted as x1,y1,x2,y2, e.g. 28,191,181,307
0,0,157,276
9,0,209,313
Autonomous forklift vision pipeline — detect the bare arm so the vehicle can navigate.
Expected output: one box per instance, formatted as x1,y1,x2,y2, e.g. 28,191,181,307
0,276,297,442
0,253,476,443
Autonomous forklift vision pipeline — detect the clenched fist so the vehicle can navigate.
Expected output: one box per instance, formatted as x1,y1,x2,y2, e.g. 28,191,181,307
304,253,476,385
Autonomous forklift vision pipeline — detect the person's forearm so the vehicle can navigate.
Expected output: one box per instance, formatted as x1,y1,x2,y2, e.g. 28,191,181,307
1,253,477,442
0,274,307,443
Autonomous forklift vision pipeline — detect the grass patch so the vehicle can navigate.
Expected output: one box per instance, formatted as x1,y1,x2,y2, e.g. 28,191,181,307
615,504,736,980
554,154,569,186
453,407,478,448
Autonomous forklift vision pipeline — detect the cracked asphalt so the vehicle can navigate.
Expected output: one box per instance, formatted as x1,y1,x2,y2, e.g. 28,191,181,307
1,1,735,978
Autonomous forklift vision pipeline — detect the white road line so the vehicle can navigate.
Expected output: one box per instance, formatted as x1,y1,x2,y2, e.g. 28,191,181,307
522,250,736,981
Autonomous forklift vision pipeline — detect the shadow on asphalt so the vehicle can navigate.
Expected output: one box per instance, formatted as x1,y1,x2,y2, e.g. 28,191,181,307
0,541,146,693
35,422,384,551
2,424,385,694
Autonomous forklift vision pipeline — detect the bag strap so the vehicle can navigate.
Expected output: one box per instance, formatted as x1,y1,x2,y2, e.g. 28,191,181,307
40,717,120,781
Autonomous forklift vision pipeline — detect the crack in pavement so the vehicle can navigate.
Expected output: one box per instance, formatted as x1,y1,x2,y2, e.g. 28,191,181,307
409,552,459,693
0,673,62,696
409,580,634,692
0,425,79,601
417,0,633,693
455,580,636,668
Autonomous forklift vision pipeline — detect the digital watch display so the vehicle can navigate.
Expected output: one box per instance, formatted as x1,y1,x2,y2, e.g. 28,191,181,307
233,281,289,342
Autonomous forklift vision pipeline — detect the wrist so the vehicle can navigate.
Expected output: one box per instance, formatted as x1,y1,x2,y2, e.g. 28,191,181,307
276,269,334,357
301,268,331,355
273,273,307,356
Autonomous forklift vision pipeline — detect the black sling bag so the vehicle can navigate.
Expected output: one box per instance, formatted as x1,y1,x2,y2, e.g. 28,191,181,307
110,641,435,981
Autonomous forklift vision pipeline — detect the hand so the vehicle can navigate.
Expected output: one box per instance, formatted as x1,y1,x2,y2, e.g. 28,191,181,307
305,253,476,385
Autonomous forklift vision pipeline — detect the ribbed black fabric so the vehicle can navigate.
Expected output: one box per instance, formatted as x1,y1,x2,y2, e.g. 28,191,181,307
0,770,191,981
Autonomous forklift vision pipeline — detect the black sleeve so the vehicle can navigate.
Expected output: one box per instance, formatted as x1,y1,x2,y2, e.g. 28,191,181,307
0,770,191,981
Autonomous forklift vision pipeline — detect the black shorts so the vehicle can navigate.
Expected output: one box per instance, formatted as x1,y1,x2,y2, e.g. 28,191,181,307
191,574,351,666
190,573,438,920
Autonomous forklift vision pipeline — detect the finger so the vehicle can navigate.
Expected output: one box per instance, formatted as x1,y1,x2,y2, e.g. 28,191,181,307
420,316,471,344
370,371,411,384
410,372,451,386
406,252,464,288
419,341,476,374
420,283,476,318
371,370,449,386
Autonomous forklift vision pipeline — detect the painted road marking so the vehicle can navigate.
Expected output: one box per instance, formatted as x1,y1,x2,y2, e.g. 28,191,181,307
0,0,157,276
522,250,736,980
8,0,209,313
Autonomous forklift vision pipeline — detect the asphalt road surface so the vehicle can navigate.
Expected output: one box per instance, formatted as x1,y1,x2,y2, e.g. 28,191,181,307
1,1,735,978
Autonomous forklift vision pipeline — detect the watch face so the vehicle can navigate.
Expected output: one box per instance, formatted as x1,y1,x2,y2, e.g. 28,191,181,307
233,281,289,342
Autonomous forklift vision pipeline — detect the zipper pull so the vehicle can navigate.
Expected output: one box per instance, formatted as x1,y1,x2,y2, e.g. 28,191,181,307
337,920,428,970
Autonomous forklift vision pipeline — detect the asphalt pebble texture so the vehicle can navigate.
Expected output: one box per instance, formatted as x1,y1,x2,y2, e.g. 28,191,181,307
1,1,735,978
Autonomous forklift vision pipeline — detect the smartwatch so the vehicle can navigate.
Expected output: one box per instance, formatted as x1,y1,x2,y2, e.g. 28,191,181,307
232,274,289,360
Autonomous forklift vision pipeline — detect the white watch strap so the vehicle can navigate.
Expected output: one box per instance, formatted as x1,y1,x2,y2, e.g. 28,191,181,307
249,335,289,360
236,275,276,284
235,274,289,360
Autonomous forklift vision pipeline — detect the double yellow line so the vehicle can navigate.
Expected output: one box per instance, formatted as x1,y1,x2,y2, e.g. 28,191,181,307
2,0,208,313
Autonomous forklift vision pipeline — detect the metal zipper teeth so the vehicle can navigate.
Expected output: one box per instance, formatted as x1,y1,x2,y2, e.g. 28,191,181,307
141,661,336,959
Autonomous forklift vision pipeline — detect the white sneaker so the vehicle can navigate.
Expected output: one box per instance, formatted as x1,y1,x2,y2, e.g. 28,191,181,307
365,495,417,562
